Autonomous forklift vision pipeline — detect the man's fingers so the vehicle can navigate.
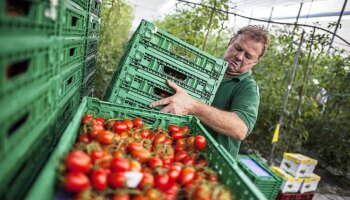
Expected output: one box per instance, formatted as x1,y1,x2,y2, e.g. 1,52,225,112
149,97,171,108
160,105,172,113
167,80,183,93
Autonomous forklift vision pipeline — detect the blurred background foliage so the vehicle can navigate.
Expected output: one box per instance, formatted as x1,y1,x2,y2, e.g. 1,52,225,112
96,0,350,179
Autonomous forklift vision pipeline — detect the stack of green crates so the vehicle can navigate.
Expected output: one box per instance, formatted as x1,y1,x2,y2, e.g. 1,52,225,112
0,0,100,199
103,19,228,109
237,154,283,200
26,97,267,200
82,0,101,97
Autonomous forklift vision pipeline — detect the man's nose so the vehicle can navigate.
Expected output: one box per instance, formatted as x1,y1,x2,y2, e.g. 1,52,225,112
235,52,244,61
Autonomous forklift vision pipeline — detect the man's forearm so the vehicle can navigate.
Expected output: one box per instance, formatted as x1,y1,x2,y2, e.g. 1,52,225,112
192,101,248,141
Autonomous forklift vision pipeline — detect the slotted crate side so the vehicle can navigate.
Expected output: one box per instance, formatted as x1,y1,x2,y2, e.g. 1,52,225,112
58,37,85,71
69,0,89,9
82,71,95,95
88,0,101,16
0,36,56,98
0,0,58,35
26,97,266,200
126,19,227,79
59,0,87,37
0,110,57,200
0,79,56,156
83,54,96,78
86,12,100,37
109,44,221,101
55,62,83,105
85,37,99,57
83,87,94,97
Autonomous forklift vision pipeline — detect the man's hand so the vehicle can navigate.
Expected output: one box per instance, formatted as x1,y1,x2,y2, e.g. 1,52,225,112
149,80,199,115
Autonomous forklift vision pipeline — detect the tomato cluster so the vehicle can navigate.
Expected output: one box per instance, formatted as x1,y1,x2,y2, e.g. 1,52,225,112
60,114,232,200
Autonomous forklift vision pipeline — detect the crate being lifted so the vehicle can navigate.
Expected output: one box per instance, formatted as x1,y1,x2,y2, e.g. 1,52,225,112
104,19,227,109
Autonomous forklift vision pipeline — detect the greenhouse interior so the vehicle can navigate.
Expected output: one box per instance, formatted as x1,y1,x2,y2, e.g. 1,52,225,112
0,0,349,199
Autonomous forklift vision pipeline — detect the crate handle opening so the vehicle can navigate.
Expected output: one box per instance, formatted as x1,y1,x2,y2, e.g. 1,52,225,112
69,48,76,57
8,113,29,137
71,16,78,26
92,22,96,29
6,0,30,16
163,66,187,81
6,59,30,79
154,87,172,98
67,76,74,86
94,2,98,9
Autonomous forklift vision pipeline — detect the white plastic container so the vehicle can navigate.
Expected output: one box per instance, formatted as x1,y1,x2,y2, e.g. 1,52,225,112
299,173,321,193
280,153,317,178
271,166,303,193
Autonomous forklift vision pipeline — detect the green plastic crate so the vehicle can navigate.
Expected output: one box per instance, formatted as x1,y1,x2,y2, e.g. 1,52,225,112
83,54,96,79
55,85,82,142
0,107,57,200
126,19,227,79
55,62,83,105
0,36,56,98
88,0,101,16
26,97,267,200
70,0,89,9
85,37,99,57
86,12,100,37
84,87,94,97
58,37,85,71
106,42,223,103
237,155,283,200
0,78,56,155
82,70,95,94
59,0,87,36
0,0,58,36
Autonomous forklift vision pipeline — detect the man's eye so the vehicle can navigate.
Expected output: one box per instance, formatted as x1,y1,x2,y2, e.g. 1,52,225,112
235,46,241,51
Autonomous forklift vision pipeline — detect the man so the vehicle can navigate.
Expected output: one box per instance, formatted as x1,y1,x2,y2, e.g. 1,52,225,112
149,25,270,158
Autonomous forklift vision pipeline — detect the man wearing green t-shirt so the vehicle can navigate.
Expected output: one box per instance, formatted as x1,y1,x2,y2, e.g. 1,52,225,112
149,25,270,158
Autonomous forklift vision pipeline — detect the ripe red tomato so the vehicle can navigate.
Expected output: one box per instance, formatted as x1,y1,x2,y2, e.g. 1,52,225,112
128,142,143,152
78,133,90,144
108,172,125,188
153,134,166,144
179,126,189,135
180,167,195,185
174,145,184,152
165,182,180,196
64,172,90,192
129,159,142,172
148,157,163,169
90,149,105,163
170,130,183,140
132,118,144,128
111,157,130,172
155,173,170,191
112,193,130,200
95,117,105,125
113,121,128,133
194,135,206,150
182,156,195,165
174,151,188,162
66,151,92,173
91,168,108,191
131,149,150,162
168,124,179,132
81,114,93,125
168,166,181,182
140,129,151,138
97,131,114,145
139,172,154,189
123,119,134,130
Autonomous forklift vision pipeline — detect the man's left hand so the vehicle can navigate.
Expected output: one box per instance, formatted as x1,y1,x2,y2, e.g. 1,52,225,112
149,80,198,115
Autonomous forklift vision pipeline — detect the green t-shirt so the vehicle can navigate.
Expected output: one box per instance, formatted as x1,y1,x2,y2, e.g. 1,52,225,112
206,70,260,158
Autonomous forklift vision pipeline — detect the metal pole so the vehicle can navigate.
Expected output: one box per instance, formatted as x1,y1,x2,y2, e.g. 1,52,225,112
267,7,274,29
328,0,348,52
292,3,303,35
202,0,217,51
268,30,305,166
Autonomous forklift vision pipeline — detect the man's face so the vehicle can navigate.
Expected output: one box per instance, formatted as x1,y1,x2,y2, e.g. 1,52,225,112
223,34,263,76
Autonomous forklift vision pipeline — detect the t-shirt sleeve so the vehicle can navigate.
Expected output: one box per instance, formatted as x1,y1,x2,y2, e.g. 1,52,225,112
229,81,260,136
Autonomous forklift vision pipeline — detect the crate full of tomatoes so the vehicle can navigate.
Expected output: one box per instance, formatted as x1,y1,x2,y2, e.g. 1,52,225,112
26,97,266,200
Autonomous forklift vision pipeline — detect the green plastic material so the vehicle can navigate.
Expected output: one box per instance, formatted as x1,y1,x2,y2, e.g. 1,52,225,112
0,78,56,156
85,37,99,57
82,71,95,94
0,0,58,36
237,155,283,200
83,54,97,78
88,0,101,16
86,12,100,37
70,0,89,9
55,62,83,106
0,36,56,98
26,97,267,200
126,19,228,77
59,0,87,36
58,37,85,71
